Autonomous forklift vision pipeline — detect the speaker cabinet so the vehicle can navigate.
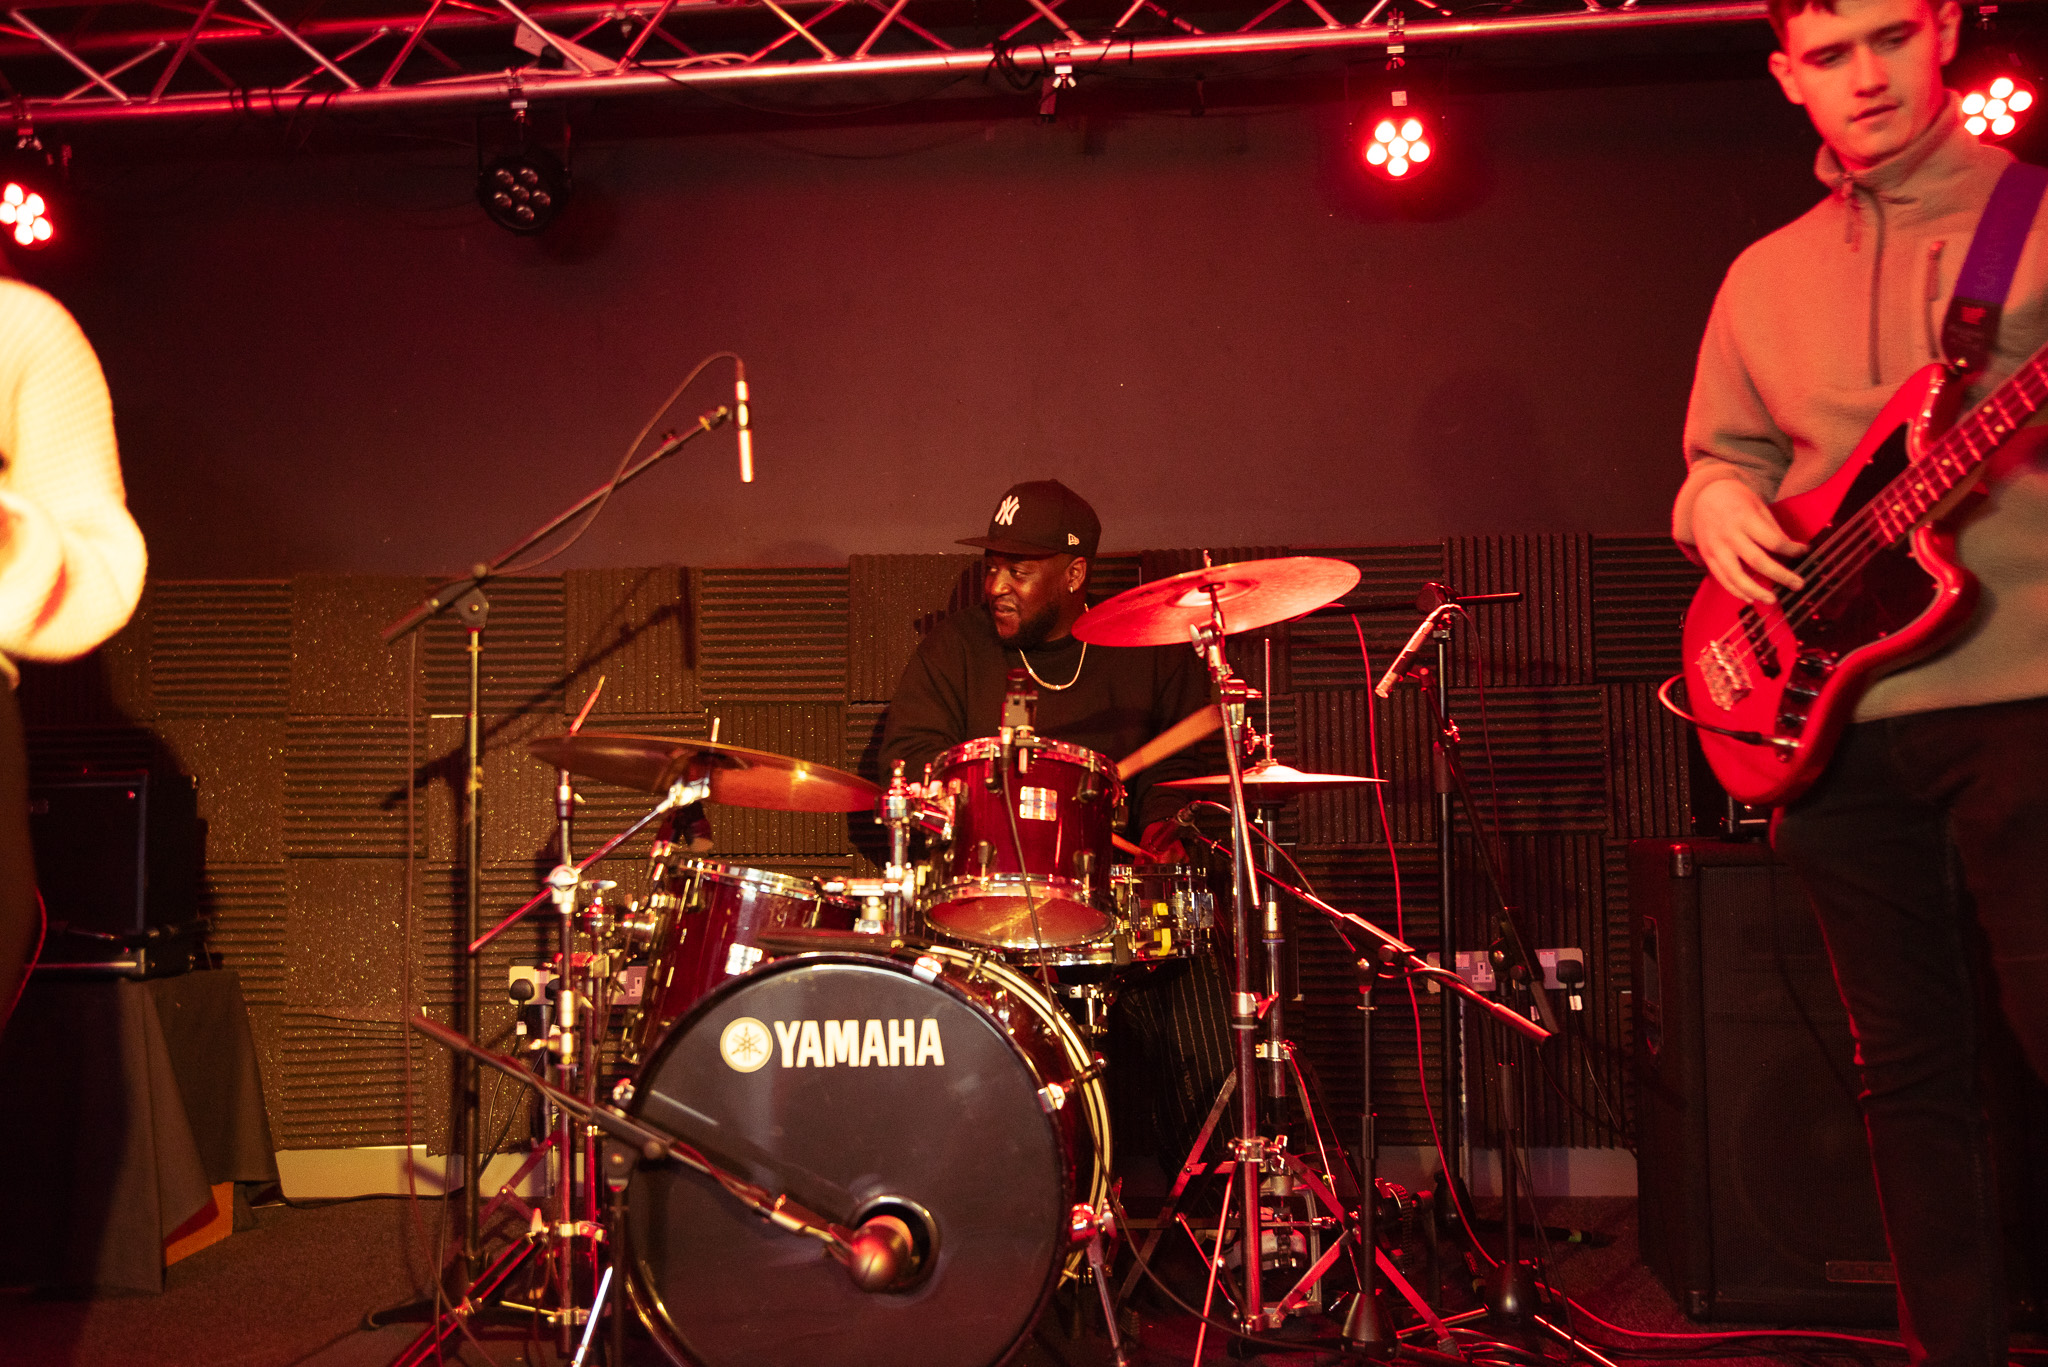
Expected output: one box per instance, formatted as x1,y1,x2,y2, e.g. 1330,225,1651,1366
1630,837,1896,1324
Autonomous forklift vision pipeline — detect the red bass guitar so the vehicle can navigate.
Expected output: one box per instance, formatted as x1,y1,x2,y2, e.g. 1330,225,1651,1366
1676,346,2048,807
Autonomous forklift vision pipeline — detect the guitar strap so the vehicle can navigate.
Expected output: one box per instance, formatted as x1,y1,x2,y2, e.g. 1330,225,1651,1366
1941,159,2048,374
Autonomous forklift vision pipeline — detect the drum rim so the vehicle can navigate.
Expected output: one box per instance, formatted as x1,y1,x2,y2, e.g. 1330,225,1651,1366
676,858,845,902
925,874,1120,949
931,734,1120,781
621,948,1108,1367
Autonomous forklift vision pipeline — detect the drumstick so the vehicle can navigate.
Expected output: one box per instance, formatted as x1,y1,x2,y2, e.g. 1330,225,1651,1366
1115,704,1222,782
1112,833,1150,861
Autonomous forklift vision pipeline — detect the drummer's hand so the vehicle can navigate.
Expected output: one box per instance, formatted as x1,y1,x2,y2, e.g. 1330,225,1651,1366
1139,818,1186,865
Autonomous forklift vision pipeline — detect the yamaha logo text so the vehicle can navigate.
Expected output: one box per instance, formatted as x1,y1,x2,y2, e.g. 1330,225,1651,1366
719,1015,948,1072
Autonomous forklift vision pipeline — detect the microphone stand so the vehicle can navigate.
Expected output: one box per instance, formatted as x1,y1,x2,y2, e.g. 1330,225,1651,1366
376,405,732,1314
1170,816,1550,1358
1380,596,1563,1330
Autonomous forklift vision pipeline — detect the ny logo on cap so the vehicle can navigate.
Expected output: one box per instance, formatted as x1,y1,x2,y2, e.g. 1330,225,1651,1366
994,495,1021,526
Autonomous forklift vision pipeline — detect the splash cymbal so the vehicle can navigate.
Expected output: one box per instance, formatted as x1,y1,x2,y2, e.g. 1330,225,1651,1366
1158,760,1387,796
530,732,881,812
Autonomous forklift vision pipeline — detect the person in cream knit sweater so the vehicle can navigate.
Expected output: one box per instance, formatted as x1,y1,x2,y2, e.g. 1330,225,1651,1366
0,273,148,1029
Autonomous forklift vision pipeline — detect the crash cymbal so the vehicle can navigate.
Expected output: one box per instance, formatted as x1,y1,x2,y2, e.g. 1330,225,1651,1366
1159,760,1387,796
1071,556,1362,647
529,732,881,812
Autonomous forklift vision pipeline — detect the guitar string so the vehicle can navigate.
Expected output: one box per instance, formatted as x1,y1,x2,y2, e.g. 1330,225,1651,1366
1702,385,2023,675
1774,367,2043,625
1703,362,2044,669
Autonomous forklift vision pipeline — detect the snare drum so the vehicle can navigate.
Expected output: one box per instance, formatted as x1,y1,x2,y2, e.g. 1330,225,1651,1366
1013,864,1215,970
620,945,1109,1367
923,736,1123,949
623,860,857,1063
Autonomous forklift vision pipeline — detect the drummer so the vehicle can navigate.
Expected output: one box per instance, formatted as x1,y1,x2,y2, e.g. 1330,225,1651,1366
880,478,1232,1164
880,478,1212,856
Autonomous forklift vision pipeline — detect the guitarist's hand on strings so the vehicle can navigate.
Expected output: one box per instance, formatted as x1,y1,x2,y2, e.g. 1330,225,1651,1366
1692,477,1808,606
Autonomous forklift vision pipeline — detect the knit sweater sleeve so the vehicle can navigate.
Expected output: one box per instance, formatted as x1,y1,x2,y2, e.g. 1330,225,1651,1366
0,283,146,672
1672,271,1795,559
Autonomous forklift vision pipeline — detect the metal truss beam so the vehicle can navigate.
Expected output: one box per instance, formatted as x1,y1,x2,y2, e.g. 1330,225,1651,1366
0,0,1773,128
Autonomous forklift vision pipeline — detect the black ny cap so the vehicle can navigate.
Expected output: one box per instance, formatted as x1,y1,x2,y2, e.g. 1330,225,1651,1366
957,479,1101,559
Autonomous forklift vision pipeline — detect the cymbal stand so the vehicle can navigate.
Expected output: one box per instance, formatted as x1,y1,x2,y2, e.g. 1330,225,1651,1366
1186,582,1268,1332
822,762,933,936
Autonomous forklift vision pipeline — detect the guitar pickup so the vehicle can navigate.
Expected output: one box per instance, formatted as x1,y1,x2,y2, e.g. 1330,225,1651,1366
1737,605,1782,678
1697,639,1753,711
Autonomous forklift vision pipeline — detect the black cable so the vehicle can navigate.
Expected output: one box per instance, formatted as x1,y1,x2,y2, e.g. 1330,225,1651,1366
996,741,1053,960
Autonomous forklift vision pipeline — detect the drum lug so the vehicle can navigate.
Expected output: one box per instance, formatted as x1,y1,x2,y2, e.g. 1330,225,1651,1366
1038,1081,1069,1113
912,954,944,983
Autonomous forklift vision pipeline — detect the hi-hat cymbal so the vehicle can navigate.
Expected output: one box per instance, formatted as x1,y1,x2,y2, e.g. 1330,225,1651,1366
1159,760,1387,797
1071,557,1362,647
529,732,881,812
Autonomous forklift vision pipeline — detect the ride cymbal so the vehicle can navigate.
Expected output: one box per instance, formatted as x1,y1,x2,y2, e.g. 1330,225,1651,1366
1071,556,1361,647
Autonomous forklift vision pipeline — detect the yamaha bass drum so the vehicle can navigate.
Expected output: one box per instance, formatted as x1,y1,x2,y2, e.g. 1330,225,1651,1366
618,944,1110,1367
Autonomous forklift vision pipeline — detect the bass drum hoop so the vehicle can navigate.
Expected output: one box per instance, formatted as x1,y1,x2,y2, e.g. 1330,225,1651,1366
621,944,1110,1367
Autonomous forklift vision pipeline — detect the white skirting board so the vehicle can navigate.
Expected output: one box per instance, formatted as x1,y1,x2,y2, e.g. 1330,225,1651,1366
277,1144,1636,1201
275,1146,549,1201
1372,1146,1636,1199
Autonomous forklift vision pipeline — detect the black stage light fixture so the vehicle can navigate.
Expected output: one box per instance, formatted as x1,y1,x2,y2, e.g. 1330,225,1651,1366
477,145,570,234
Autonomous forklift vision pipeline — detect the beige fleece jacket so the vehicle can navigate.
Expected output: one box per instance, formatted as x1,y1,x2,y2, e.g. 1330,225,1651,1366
0,279,146,683
1675,96,2048,721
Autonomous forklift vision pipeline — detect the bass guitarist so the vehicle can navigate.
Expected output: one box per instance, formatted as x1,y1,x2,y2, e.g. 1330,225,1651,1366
1676,0,2048,1361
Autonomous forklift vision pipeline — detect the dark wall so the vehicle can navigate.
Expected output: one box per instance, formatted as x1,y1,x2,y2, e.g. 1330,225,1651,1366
21,69,1821,577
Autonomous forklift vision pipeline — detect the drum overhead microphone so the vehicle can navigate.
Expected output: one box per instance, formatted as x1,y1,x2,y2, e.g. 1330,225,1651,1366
1374,603,1457,699
734,359,754,483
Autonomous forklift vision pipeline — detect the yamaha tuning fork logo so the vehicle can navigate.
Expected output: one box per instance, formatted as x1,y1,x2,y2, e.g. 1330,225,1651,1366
718,1015,947,1072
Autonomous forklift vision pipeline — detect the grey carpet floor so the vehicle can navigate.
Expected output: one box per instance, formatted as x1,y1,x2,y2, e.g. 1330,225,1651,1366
2,1189,1961,1367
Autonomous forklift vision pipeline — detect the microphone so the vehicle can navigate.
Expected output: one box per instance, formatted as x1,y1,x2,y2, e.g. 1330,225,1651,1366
1374,604,1455,699
846,1213,916,1291
734,360,754,483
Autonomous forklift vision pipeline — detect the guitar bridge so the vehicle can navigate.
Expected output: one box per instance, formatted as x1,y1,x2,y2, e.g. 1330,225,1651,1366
1697,639,1753,711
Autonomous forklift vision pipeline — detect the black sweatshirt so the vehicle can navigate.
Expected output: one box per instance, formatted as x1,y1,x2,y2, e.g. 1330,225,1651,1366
878,604,1218,833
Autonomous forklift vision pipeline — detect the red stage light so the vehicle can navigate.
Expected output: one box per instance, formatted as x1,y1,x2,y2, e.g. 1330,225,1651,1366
1963,74,2034,139
1360,101,1433,180
0,181,52,248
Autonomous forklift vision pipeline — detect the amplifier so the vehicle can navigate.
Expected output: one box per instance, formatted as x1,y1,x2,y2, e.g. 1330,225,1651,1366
28,770,203,977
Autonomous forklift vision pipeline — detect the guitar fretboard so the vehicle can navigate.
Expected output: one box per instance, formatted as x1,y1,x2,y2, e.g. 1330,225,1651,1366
1868,350,2048,542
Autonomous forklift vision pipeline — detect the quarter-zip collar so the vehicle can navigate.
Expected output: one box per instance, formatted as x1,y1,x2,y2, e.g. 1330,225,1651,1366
1810,94,2013,383
1817,94,2008,231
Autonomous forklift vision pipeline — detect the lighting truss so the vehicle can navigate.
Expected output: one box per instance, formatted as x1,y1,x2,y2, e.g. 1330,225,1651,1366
0,0,1772,128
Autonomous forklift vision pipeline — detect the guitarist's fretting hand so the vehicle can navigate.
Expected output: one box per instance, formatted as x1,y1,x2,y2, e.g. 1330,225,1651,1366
1691,477,1810,606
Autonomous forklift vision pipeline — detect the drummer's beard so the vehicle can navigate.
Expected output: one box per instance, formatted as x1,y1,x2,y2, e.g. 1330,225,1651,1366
991,593,1065,651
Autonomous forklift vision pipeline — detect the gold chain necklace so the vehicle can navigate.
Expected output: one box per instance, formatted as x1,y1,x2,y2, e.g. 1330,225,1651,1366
1018,642,1087,691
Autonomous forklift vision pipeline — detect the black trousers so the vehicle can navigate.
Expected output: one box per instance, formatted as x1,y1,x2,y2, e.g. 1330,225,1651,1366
1773,696,2048,1367
0,684,35,1033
